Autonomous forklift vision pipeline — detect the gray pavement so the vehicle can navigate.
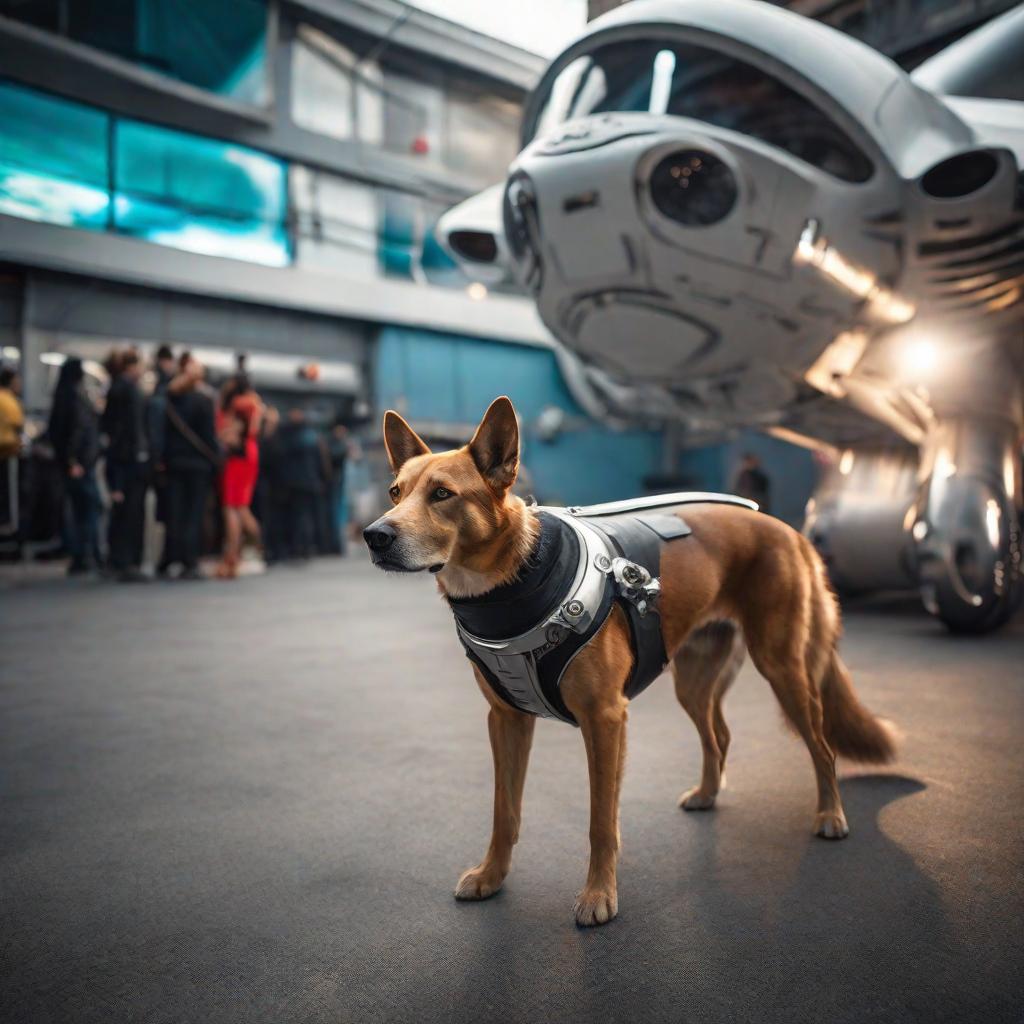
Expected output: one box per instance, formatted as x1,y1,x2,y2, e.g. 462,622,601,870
1,558,1022,1024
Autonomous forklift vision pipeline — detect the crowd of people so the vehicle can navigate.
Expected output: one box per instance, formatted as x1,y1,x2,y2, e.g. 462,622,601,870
0,347,361,581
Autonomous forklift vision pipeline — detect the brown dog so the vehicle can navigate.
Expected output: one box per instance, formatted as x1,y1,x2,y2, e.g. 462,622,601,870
365,396,896,927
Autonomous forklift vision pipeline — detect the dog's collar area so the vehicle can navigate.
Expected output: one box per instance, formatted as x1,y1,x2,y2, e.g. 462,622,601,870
448,512,579,640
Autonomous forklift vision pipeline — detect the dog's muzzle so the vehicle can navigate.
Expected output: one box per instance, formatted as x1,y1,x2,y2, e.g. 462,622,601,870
363,518,443,573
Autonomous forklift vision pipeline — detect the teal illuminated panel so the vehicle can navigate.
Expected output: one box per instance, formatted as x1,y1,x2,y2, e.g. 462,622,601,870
133,0,269,104
0,1,268,105
114,120,290,266
379,194,417,278
0,81,110,229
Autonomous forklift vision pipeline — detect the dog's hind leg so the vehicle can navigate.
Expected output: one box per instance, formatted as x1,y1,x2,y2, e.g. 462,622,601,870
455,669,536,901
672,621,745,810
741,550,849,839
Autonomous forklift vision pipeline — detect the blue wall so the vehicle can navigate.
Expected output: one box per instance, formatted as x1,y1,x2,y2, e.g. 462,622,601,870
374,327,663,505
374,327,817,520
679,430,817,527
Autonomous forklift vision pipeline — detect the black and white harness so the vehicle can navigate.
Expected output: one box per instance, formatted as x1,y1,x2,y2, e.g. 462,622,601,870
448,492,757,725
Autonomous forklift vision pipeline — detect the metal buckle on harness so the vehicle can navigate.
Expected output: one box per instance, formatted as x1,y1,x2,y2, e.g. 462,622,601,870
599,555,661,617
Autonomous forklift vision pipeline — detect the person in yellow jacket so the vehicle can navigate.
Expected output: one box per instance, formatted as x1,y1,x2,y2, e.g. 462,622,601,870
0,367,23,458
0,367,24,536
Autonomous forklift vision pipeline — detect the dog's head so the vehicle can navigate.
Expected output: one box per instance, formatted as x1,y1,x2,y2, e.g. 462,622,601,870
363,396,525,583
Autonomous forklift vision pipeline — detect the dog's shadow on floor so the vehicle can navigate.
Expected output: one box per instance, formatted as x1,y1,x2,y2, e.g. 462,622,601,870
674,771,936,926
440,771,974,1021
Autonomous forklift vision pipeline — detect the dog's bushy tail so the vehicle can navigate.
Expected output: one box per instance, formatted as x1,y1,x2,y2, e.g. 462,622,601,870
801,534,898,765
820,651,898,764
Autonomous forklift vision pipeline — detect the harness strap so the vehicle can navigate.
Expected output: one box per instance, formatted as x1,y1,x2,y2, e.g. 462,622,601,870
578,511,689,701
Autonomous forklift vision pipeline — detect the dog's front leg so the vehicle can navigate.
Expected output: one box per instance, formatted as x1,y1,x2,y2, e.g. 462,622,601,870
455,674,535,902
573,697,628,927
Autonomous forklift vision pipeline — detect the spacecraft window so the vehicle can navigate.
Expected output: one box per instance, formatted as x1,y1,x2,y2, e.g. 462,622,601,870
528,39,874,184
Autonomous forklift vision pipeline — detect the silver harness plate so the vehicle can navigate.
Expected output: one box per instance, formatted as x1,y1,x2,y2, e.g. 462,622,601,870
455,510,613,718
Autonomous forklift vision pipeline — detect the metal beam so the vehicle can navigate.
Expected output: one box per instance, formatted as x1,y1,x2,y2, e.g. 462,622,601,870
0,215,554,349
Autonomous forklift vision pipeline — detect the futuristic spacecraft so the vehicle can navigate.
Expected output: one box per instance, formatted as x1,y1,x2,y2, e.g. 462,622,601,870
440,0,1024,632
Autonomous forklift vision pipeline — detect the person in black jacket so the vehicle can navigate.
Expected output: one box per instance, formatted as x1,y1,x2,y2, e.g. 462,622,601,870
101,348,149,581
147,344,175,542
161,353,218,580
48,357,101,575
279,407,327,560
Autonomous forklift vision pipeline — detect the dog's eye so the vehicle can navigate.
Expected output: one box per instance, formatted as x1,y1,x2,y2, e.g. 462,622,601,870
388,485,400,502
433,487,452,501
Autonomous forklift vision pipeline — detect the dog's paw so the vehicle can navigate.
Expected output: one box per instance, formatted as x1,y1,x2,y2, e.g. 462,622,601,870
678,786,717,811
573,888,618,927
814,811,849,840
454,865,503,901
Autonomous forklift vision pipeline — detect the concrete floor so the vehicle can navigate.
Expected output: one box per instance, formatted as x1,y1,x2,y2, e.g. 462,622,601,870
1,558,1022,1024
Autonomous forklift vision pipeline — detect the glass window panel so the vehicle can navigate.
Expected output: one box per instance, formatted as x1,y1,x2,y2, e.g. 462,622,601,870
445,93,520,183
383,71,443,159
114,120,289,265
133,0,268,104
0,81,110,229
291,24,384,145
291,28,355,141
1,0,269,104
355,62,384,147
378,191,422,279
291,165,379,278
0,0,62,32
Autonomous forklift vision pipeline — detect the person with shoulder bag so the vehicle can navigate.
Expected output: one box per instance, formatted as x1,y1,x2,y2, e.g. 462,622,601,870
160,353,219,580
101,348,149,582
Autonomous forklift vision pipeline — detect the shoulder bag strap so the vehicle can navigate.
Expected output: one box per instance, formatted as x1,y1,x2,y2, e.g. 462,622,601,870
166,399,221,468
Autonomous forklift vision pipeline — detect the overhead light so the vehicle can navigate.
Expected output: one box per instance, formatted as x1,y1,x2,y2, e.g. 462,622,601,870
898,336,941,381
466,282,488,301
794,219,916,325
839,450,855,475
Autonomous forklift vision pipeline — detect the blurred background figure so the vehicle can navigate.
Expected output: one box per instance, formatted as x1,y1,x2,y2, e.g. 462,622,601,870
101,348,149,582
733,453,772,516
215,359,264,579
279,406,326,561
148,345,175,573
326,419,350,555
47,357,101,575
162,353,217,580
254,404,283,564
0,366,24,545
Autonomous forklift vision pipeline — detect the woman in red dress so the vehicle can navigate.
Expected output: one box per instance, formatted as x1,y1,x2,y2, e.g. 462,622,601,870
215,373,263,579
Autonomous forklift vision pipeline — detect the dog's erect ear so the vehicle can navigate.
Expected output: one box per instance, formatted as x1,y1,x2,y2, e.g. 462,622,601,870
383,410,431,473
468,396,519,492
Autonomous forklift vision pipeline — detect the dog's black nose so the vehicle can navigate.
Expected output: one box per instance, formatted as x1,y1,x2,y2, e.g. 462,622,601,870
364,521,397,552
